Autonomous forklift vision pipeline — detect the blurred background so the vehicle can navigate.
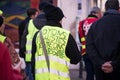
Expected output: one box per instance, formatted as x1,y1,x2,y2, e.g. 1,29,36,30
0,0,113,48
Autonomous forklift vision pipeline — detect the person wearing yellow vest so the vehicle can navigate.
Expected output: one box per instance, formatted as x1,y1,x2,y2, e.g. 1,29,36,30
20,2,52,80
19,8,38,58
0,16,14,49
20,8,39,80
31,4,81,80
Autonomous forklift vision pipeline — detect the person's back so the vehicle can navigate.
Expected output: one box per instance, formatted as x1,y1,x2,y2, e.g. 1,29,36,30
31,4,81,80
87,4,120,62
86,0,120,80
79,6,101,55
35,26,71,80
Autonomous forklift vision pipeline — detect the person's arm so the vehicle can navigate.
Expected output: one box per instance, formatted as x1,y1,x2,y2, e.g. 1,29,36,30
19,23,29,58
78,20,86,55
110,43,120,71
31,31,39,79
86,23,105,68
19,21,25,41
65,34,81,64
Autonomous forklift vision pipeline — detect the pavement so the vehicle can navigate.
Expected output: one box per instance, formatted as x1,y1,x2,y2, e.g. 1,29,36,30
69,69,86,80
69,62,86,80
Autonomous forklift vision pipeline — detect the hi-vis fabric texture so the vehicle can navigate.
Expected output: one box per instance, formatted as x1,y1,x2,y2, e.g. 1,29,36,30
25,19,38,62
35,26,70,80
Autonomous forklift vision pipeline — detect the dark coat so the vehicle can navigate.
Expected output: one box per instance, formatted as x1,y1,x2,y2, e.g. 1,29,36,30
19,17,31,58
86,9,120,70
19,17,31,43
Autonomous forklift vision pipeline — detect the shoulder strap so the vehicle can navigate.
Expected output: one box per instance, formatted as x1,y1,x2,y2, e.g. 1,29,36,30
39,30,50,71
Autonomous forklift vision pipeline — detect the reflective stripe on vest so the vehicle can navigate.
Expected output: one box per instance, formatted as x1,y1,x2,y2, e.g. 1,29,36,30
0,34,6,43
81,37,85,42
82,44,86,49
25,19,38,62
26,40,32,45
35,26,70,80
35,68,69,78
35,55,69,67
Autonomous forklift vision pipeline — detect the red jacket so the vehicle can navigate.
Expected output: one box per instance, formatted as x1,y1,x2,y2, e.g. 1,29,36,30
0,42,23,80
78,17,98,55
0,42,15,80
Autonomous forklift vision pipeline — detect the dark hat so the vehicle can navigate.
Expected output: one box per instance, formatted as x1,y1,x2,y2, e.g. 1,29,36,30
105,0,119,10
0,16,3,27
44,5,64,22
39,2,52,10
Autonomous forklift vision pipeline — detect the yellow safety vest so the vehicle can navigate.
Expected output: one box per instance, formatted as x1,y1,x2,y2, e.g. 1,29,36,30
35,26,70,80
25,19,38,62
0,34,6,43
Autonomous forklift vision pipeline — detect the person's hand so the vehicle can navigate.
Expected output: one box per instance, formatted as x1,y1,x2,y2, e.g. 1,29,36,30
101,61,113,73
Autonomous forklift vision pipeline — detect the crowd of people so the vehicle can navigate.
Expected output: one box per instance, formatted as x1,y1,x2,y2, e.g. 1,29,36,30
79,0,120,80
1,0,120,80
79,6,101,80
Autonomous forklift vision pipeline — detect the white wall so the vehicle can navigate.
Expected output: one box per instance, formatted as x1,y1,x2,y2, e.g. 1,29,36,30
58,0,78,37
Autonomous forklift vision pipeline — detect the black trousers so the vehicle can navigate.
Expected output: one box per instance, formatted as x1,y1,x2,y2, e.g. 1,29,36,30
94,66,120,80
83,54,94,80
